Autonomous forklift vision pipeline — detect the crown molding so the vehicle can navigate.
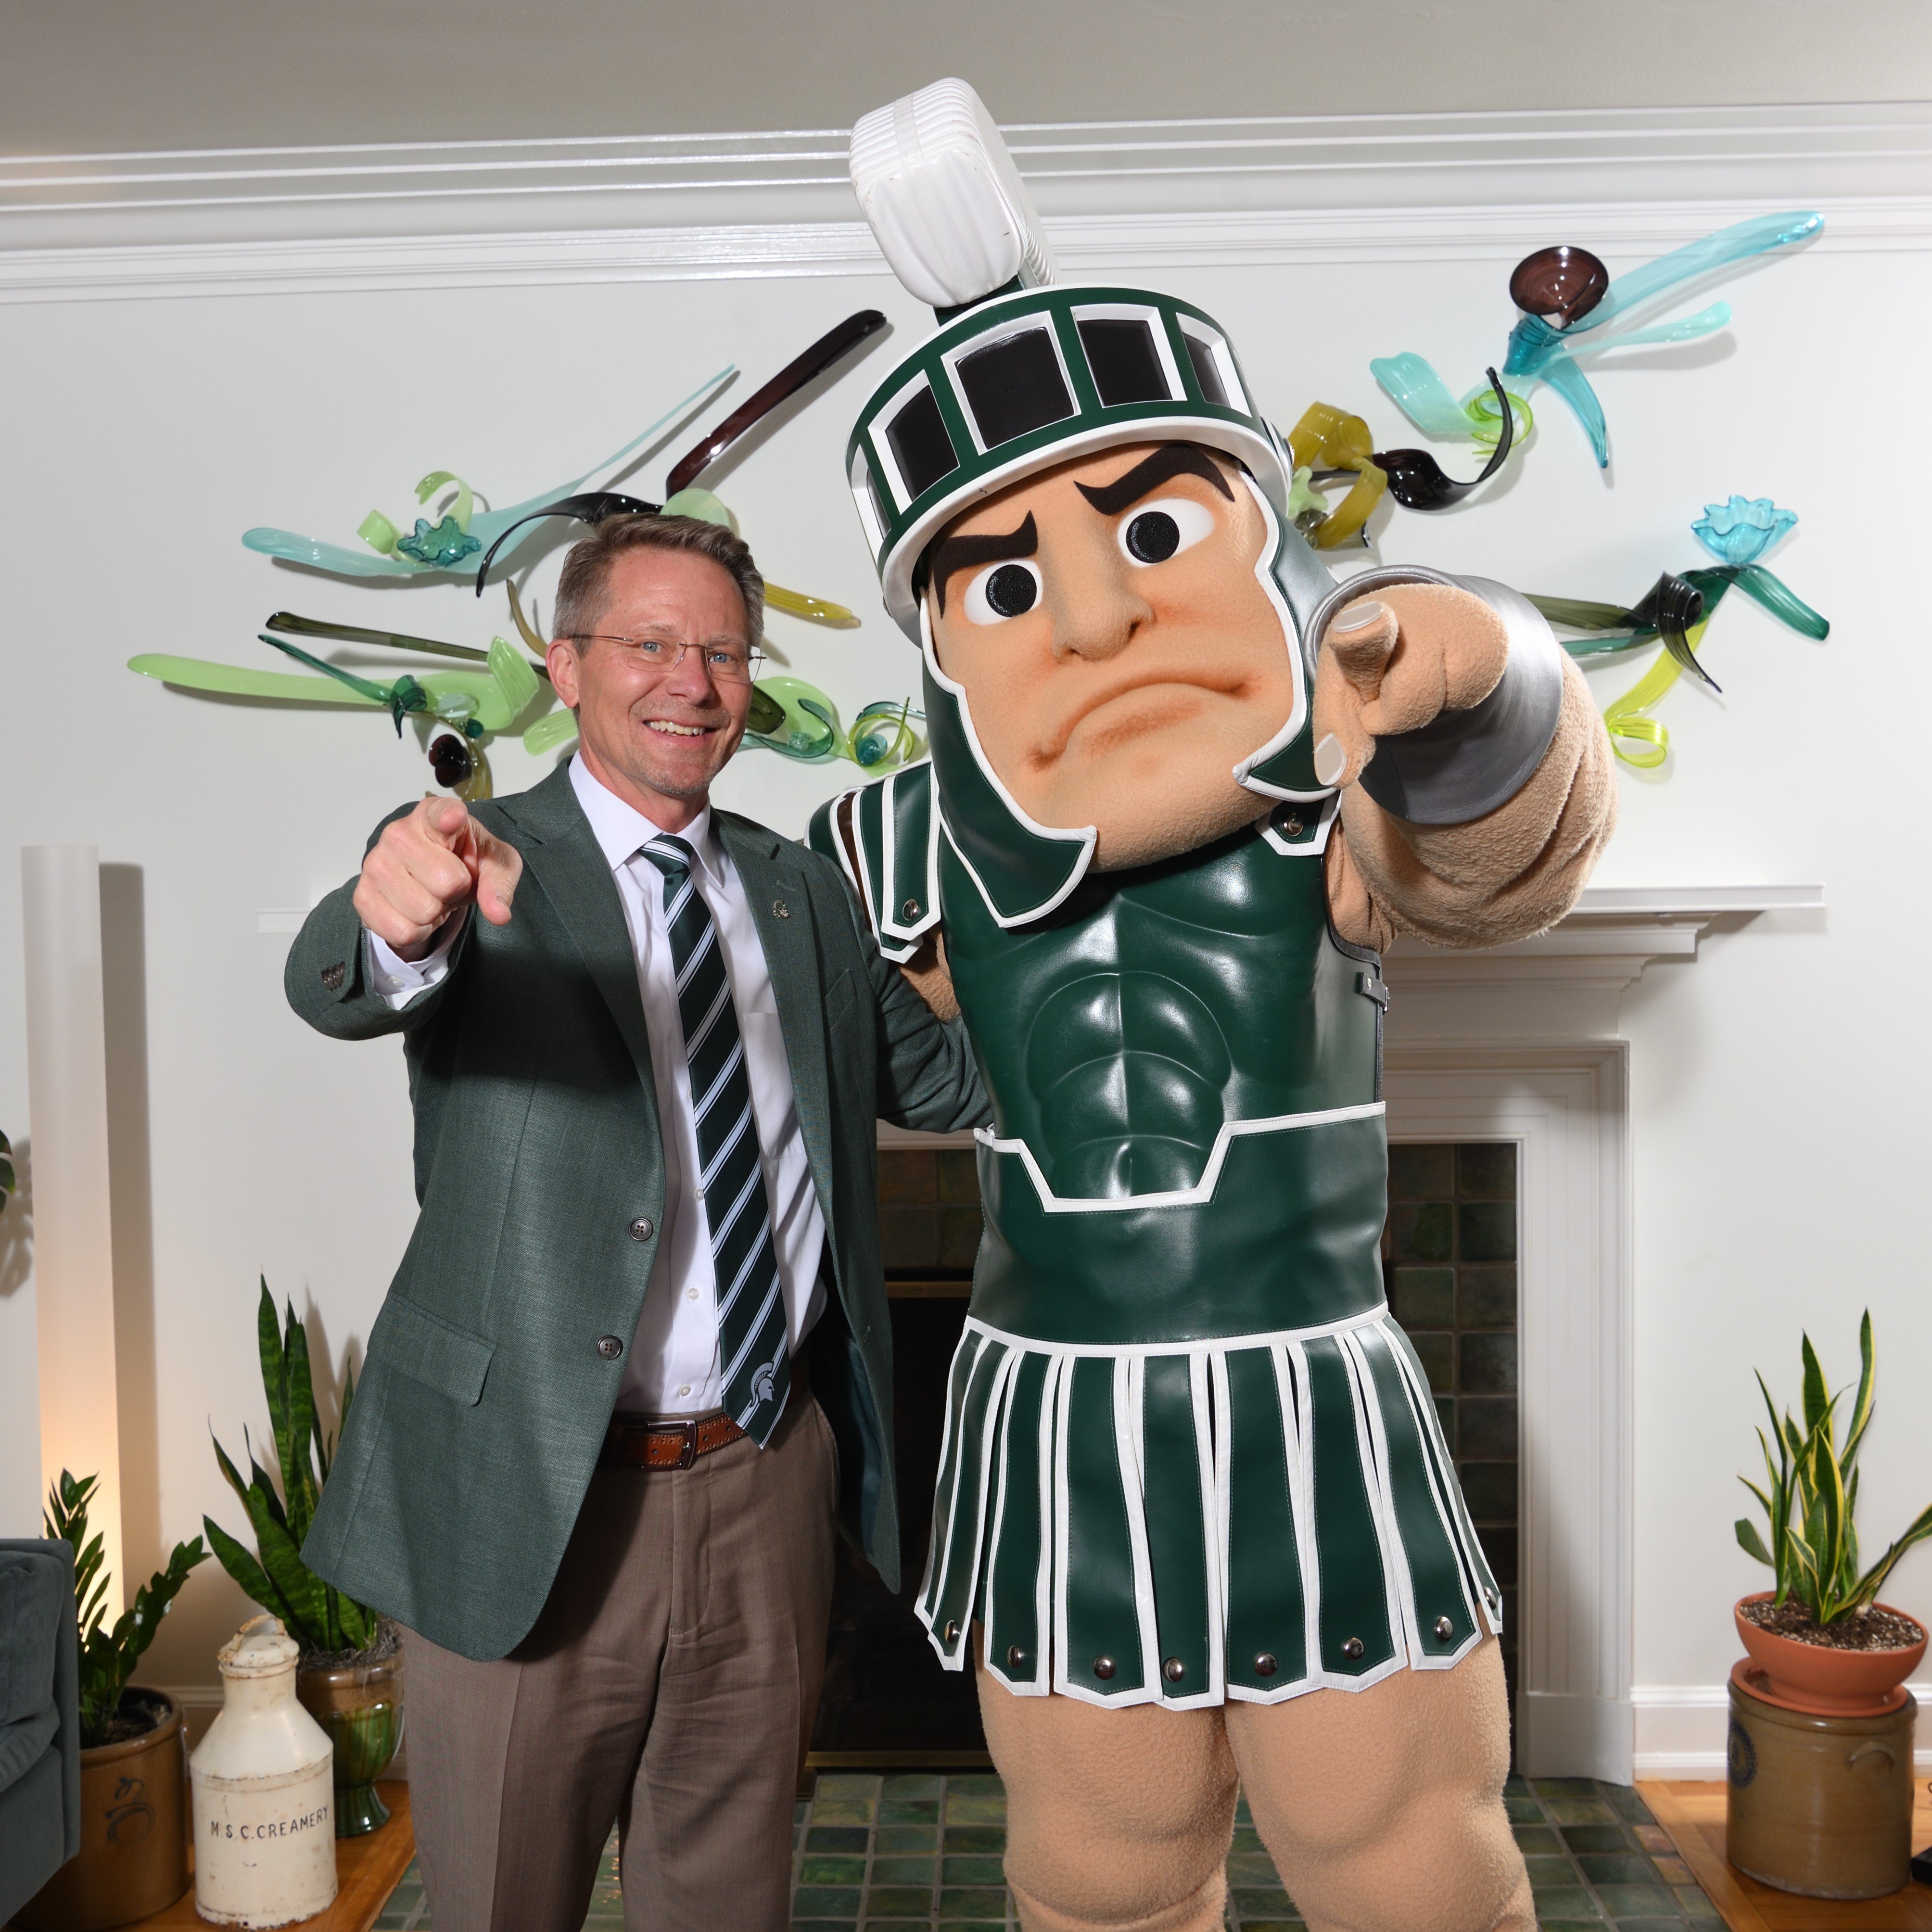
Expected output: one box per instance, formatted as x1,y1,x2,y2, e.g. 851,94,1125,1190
2,103,1929,303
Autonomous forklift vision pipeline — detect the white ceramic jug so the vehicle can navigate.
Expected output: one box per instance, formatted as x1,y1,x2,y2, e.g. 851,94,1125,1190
190,1616,336,1927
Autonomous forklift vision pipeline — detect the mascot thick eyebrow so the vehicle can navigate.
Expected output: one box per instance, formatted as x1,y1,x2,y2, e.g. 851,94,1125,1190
812,79,1615,1932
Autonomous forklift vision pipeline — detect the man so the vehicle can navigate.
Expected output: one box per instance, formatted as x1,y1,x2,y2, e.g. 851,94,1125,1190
286,513,987,1932
810,80,1616,1932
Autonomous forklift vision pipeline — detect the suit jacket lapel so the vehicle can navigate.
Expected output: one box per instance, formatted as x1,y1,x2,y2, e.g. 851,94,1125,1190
721,815,834,1199
496,766,663,1122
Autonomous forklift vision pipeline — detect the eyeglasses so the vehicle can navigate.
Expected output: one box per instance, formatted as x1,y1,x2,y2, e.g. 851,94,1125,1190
567,635,765,683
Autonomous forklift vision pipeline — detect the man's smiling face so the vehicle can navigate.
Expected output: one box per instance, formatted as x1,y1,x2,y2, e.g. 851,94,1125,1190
546,545,756,830
925,442,1297,869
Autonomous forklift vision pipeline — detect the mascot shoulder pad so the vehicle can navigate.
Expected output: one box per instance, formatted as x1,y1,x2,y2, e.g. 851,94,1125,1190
808,758,943,964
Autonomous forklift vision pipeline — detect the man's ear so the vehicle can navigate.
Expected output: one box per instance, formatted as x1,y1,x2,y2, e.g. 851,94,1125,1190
546,639,581,709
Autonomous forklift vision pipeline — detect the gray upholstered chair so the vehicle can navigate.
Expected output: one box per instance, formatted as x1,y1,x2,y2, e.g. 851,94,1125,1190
0,1539,81,1923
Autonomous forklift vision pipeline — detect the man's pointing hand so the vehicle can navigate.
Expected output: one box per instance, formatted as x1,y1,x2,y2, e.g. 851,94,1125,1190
354,796,523,961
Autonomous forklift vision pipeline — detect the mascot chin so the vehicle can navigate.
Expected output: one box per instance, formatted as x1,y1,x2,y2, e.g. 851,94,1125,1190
812,78,1616,1932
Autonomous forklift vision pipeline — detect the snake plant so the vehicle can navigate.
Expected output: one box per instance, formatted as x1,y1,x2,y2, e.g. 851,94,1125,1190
1735,1311,1932,1627
205,1278,379,1656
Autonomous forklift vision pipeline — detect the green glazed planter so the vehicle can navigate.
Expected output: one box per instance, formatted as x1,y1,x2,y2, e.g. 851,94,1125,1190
296,1648,405,1837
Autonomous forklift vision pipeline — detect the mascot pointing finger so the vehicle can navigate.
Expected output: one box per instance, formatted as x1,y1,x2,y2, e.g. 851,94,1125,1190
812,79,1616,1932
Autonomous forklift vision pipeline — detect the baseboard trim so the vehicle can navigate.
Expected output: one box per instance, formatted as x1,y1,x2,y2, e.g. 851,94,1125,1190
1634,1680,1932,1779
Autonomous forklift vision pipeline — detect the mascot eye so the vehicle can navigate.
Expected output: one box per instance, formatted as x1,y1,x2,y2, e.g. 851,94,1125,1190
963,559,1042,624
1119,496,1215,565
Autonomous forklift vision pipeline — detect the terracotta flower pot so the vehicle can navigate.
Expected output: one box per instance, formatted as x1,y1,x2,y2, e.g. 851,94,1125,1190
1734,1593,1928,1716
13,1688,191,1932
295,1648,405,1837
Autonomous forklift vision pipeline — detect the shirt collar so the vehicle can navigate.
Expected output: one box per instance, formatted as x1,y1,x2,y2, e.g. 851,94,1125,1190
569,754,725,887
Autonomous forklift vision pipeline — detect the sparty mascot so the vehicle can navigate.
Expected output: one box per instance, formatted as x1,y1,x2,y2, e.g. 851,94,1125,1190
811,80,1616,1932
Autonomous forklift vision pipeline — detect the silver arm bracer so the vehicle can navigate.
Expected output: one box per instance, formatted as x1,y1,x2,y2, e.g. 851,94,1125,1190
1302,565,1566,826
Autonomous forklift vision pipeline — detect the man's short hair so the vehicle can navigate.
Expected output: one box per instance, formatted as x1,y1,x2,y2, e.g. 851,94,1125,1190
552,513,765,650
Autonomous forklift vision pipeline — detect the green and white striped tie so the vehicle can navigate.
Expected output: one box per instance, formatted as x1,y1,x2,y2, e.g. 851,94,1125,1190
640,835,790,1446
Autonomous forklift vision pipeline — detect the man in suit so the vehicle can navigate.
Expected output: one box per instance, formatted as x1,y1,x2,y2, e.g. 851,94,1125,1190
287,513,987,1932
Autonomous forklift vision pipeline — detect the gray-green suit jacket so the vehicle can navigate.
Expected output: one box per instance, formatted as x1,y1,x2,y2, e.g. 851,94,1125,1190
287,763,988,1661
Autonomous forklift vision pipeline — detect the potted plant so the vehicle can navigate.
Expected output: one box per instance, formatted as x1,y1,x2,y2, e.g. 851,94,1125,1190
15,1472,207,1932
1733,1310,1932,1711
205,1279,403,1837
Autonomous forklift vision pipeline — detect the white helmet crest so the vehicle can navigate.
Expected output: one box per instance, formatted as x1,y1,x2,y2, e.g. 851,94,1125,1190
850,77,1056,310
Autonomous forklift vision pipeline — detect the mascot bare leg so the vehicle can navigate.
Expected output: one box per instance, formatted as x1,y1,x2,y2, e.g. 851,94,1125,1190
983,1642,1532,1932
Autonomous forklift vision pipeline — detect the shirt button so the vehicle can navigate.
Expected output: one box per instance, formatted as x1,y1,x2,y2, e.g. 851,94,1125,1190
686,1287,699,1302
596,1335,623,1360
629,1217,655,1242
677,1384,691,1398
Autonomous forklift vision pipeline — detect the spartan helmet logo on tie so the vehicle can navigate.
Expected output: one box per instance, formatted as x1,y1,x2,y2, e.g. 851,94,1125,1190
751,1361,778,1405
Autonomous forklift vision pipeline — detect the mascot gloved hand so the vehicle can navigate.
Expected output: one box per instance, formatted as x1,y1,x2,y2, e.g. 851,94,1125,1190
813,79,1616,1932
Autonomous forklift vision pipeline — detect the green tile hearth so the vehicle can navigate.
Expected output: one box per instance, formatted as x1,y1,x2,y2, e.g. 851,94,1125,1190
364,1772,1718,1929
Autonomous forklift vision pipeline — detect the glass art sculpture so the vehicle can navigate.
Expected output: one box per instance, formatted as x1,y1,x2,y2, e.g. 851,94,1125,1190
243,370,736,579
139,316,906,791
1373,211,1823,469
1529,496,1827,766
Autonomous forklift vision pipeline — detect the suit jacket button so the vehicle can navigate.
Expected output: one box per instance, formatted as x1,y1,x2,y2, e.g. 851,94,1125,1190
320,962,346,991
629,1217,655,1242
597,1335,623,1360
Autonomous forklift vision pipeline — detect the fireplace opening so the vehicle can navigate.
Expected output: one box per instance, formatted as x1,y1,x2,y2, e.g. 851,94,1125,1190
1385,1141,1521,1747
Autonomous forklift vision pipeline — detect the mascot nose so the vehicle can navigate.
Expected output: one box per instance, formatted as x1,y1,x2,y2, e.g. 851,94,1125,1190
1048,562,1150,664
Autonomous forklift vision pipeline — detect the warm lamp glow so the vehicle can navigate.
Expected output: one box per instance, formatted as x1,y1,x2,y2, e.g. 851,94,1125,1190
22,845,124,1613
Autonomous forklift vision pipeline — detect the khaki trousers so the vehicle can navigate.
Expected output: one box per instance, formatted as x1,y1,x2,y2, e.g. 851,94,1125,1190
979,1636,1533,1932
404,1391,839,1932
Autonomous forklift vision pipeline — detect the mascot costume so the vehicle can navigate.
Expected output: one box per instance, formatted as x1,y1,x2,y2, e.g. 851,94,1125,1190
810,80,1617,1932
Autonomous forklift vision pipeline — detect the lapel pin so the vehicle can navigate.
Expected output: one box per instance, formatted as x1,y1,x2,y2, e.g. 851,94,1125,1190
773,898,790,918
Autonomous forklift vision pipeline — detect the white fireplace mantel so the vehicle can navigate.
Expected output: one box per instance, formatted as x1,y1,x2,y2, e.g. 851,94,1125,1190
1384,884,1825,1042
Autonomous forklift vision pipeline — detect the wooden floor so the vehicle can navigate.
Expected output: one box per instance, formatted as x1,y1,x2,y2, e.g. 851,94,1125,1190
118,1783,415,1932
1642,1780,1932,1931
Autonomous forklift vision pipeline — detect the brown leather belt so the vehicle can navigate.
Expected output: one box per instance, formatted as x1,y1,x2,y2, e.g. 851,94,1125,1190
601,1411,744,1470
599,1360,808,1471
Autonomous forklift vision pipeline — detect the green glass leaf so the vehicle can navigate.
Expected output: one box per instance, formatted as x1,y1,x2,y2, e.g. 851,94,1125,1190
395,515,483,569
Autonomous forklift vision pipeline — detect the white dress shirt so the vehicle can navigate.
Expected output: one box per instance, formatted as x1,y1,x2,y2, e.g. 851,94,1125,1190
364,756,827,1414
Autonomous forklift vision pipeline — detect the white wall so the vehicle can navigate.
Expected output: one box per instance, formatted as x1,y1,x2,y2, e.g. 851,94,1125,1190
2,129,1929,1738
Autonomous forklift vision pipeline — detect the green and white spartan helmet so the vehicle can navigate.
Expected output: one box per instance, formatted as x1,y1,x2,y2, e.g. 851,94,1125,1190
845,78,1308,641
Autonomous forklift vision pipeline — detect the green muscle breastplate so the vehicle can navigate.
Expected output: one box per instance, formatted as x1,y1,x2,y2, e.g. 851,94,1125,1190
941,810,1391,1346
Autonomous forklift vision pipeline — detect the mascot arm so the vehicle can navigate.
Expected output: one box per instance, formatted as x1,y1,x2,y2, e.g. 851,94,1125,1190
1315,585,1616,951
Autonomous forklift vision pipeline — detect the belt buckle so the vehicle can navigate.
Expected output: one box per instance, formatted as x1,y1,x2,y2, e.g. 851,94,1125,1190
658,1420,698,1471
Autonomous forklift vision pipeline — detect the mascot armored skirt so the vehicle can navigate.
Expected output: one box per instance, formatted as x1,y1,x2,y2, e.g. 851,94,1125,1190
814,78,1616,1932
